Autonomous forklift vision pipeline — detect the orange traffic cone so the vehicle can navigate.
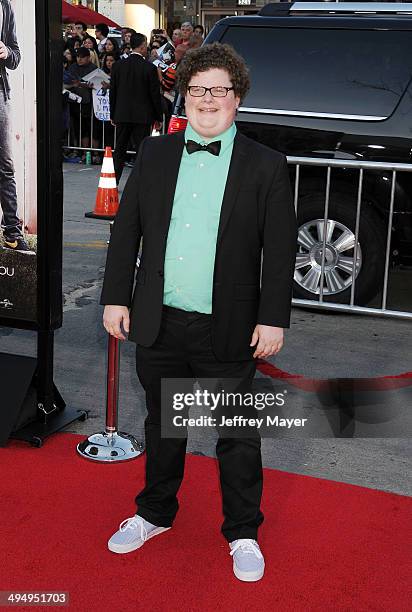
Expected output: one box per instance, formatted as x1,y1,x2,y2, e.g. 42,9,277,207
85,147,119,219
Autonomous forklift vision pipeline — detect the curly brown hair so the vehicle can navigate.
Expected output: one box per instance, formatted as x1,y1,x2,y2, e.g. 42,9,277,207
176,42,250,103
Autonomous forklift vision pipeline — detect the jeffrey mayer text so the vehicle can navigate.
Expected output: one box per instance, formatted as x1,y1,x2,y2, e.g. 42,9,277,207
173,415,308,428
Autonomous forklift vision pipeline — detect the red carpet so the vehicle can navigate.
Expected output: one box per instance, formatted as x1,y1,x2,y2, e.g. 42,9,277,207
0,433,410,611
257,360,412,392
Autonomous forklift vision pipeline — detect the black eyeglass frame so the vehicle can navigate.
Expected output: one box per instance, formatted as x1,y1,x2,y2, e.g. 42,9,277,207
187,86,235,97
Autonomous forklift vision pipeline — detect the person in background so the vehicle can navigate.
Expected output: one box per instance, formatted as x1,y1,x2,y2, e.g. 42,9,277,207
66,36,82,51
154,29,178,65
157,43,187,131
109,33,163,182
194,24,204,39
180,21,193,48
104,37,120,58
149,40,161,62
68,47,99,162
82,35,100,67
102,52,118,77
122,28,136,47
63,46,76,67
172,28,182,46
95,23,109,54
100,53,118,150
74,21,88,41
63,56,75,160
120,43,131,59
188,33,203,50
63,23,77,44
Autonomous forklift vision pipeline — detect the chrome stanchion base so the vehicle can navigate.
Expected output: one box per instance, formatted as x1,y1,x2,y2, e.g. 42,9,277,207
76,431,144,462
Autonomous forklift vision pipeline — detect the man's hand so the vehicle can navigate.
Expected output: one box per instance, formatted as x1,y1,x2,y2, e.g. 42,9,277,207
154,120,163,132
0,41,9,60
103,305,130,340
110,119,116,127
250,324,284,359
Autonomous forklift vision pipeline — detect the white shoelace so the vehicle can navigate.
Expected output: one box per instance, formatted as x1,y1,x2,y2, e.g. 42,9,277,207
229,539,263,559
119,516,147,541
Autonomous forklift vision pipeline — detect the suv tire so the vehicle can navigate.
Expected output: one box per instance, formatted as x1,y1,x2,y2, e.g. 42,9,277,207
294,194,387,305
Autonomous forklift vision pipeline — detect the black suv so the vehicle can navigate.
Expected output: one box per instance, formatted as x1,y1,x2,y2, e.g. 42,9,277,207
169,2,412,306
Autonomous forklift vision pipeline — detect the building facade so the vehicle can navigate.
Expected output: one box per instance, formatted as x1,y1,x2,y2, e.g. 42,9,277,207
65,0,275,37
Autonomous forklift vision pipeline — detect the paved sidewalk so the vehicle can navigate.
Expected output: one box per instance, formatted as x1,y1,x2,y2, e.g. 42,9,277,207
0,162,410,496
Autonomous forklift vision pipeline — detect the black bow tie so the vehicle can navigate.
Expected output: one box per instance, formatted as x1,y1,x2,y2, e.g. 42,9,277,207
185,139,221,156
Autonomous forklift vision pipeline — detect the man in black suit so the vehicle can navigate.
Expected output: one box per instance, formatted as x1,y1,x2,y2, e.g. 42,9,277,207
110,32,162,183
101,43,297,582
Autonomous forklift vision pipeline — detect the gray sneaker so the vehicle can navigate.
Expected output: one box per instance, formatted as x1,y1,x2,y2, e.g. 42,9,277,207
108,514,171,554
229,538,265,582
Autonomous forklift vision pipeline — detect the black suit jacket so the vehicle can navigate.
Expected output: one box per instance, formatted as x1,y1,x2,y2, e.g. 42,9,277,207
100,131,298,361
0,0,20,100
109,54,162,125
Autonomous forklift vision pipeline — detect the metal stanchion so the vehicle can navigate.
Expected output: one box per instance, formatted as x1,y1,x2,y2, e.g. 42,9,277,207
77,334,144,462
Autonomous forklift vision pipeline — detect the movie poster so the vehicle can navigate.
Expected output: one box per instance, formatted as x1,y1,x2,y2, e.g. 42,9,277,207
0,0,37,322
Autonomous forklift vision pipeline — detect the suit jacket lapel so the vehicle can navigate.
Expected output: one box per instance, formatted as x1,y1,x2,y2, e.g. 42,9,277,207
160,132,185,233
216,131,248,245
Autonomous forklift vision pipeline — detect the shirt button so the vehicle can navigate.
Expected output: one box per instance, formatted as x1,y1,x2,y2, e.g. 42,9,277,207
178,256,183,261
193,193,197,198
185,223,190,228
199,163,204,168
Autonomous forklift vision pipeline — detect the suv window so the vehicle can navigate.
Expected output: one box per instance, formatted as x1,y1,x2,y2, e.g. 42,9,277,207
220,26,412,118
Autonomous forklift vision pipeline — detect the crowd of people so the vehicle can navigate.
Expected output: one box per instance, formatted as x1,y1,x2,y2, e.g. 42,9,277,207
62,21,204,164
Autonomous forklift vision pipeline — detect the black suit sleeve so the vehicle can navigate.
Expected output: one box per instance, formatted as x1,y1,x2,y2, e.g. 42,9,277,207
3,2,20,71
257,155,298,328
148,63,163,122
100,140,145,306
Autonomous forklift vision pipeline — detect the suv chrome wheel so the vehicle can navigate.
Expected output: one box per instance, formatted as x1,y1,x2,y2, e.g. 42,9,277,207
295,218,362,296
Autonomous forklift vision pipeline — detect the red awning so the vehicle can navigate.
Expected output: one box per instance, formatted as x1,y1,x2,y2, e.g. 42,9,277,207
62,1,120,28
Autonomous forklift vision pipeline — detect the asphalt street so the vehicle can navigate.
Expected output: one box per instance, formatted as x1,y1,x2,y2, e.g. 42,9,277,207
0,162,410,496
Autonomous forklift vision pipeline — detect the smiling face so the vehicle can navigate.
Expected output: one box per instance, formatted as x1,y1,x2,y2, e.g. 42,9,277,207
83,38,93,49
185,67,240,140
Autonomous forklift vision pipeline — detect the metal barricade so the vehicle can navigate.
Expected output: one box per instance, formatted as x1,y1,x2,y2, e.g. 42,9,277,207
63,101,166,159
288,156,412,319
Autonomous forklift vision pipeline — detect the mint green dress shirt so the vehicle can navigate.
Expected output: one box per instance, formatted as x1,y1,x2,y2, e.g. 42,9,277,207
163,122,237,313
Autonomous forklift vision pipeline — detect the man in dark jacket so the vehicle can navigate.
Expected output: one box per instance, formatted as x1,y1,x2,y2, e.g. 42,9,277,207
109,32,162,183
0,0,31,252
101,43,298,582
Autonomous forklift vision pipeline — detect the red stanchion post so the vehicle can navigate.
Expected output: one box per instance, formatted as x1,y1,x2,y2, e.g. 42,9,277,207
76,334,144,462
79,148,144,462
106,334,120,433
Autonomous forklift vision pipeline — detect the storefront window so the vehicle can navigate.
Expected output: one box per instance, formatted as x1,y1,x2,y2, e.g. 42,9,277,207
162,0,271,35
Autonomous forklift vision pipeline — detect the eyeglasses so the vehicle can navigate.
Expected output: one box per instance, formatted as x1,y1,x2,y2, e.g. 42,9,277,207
187,86,234,98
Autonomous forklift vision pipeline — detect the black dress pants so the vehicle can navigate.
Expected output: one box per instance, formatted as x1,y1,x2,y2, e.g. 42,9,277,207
113,122,151,183
135,305,264,543
0,94,22,241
